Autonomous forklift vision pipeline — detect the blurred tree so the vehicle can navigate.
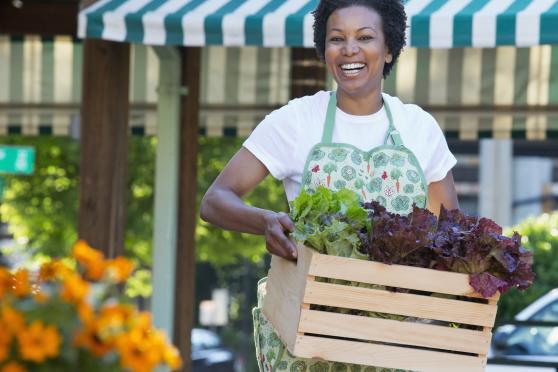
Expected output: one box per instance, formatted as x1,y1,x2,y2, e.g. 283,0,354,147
0,136,286,264
498,211,558,320
0,137,80,258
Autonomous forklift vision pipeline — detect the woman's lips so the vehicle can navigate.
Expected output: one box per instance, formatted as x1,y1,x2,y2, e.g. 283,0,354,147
338,63,366,78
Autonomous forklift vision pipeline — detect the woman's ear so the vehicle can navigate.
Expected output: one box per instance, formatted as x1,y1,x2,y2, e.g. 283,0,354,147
385,52,393,64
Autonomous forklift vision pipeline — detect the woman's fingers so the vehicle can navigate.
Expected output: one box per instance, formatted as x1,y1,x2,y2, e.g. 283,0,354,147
276,212,298,258
266,231,294,260
276,212,295,232
264,212,297,260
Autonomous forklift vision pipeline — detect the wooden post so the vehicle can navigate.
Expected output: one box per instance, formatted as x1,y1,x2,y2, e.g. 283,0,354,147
290,48,326,99
173,46,201,372
78,39,130,258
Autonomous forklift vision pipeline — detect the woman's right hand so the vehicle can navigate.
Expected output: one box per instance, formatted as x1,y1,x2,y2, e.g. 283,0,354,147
263,211,298,261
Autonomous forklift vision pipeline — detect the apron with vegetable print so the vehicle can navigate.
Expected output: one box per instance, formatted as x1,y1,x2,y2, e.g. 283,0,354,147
252,92,428,372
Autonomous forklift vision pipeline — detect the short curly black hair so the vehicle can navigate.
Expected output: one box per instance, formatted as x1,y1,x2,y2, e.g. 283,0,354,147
312,0,406,78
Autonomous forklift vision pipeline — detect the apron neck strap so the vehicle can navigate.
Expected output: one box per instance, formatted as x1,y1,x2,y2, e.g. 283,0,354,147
382,94,403,146
321,91,337,143
321,91,403,146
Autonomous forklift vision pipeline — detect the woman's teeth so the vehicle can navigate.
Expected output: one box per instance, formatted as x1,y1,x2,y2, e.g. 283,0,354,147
340,63,365,76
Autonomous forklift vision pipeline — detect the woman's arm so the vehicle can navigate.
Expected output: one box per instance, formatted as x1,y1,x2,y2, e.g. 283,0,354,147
427,170,459,217
200,148,298,260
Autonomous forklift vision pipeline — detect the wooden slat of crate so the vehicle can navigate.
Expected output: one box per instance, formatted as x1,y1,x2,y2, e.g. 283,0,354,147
298,309,491,355
307,246,499,300
294,335,486,372
303,281,498,327
262,246,314,351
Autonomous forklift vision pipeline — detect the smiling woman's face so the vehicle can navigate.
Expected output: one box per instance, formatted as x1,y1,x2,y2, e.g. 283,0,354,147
324,5,392,98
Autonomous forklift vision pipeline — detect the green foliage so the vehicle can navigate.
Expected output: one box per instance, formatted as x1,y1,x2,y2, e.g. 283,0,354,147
498,211,558,320
290,187,368,258
0,137,79,257
0,136,286,267
196,137,286,266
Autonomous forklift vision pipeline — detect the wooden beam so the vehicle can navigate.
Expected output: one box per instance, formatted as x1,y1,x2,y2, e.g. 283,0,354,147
290,48,327,99
173,46,200,372
0,0,78,36
78,39,130,258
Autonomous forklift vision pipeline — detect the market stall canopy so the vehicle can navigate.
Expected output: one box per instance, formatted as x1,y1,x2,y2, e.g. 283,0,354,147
1,36,557,140
77,0,558,48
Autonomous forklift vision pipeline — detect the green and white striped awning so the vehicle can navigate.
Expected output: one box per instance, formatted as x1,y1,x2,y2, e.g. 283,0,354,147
77,0,558,48
1,36,557,139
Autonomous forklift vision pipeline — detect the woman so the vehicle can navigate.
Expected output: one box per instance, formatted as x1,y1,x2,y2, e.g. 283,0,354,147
201,0,459,370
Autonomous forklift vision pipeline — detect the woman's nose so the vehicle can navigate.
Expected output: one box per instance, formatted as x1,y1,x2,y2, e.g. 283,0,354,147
343,40,359,55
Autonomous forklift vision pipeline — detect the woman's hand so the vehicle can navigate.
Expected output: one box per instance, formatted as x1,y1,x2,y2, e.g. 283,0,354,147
263,211,298,261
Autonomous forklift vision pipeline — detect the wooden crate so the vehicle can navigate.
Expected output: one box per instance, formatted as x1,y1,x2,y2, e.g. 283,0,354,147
262,244,499,372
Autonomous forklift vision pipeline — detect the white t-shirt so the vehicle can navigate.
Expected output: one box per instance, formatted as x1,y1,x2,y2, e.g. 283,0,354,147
243,90,457,202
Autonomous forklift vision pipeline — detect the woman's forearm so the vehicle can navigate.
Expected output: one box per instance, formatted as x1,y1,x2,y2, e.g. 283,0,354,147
200,186,274,235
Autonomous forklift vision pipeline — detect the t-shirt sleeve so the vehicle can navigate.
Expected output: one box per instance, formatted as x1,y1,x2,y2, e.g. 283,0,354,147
242,103,300,181
420,111,457,184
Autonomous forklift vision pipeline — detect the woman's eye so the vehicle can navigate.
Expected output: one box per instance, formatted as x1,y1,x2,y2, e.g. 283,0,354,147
359,35,373,41
329,37,344,42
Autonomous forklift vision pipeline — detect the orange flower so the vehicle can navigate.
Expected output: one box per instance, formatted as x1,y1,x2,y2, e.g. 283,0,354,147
38,260,68,282
0,319,13,362
0,268,10,298
97,304,134,339
163,345,182,370
1,306,25,334
105,257,134,283
116,330,163,372
0,361,27,372
11,270,31,298
76,301,95,325
60,273,89,304
74,326,114,357
17,321,61,362
72,240,106,281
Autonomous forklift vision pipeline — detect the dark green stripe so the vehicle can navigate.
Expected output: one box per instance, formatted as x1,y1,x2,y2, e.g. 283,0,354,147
200,48,210,103
41,39,55,103
413,48,430,105
511,116,526,138
549,46,558,104
86,0,125,39
224,48,241,104
383,64,396,96
541,2,558,46
496,0,531,46
72,42,82,102
513,48,529,105
164,0,205,45
125,0,167,44
205,0,245,45
411,0,447,47
453,0,490,47
245,0,284,46
447,49,464,106
255,48,272,105
132,45,147,102
285,0,318,46
9,38,23,102
480,49,496,105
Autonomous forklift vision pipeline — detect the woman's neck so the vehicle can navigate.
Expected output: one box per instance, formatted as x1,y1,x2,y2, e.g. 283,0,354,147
335,89,383,116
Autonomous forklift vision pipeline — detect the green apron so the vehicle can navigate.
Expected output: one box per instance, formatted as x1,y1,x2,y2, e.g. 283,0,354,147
252,92,428,372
